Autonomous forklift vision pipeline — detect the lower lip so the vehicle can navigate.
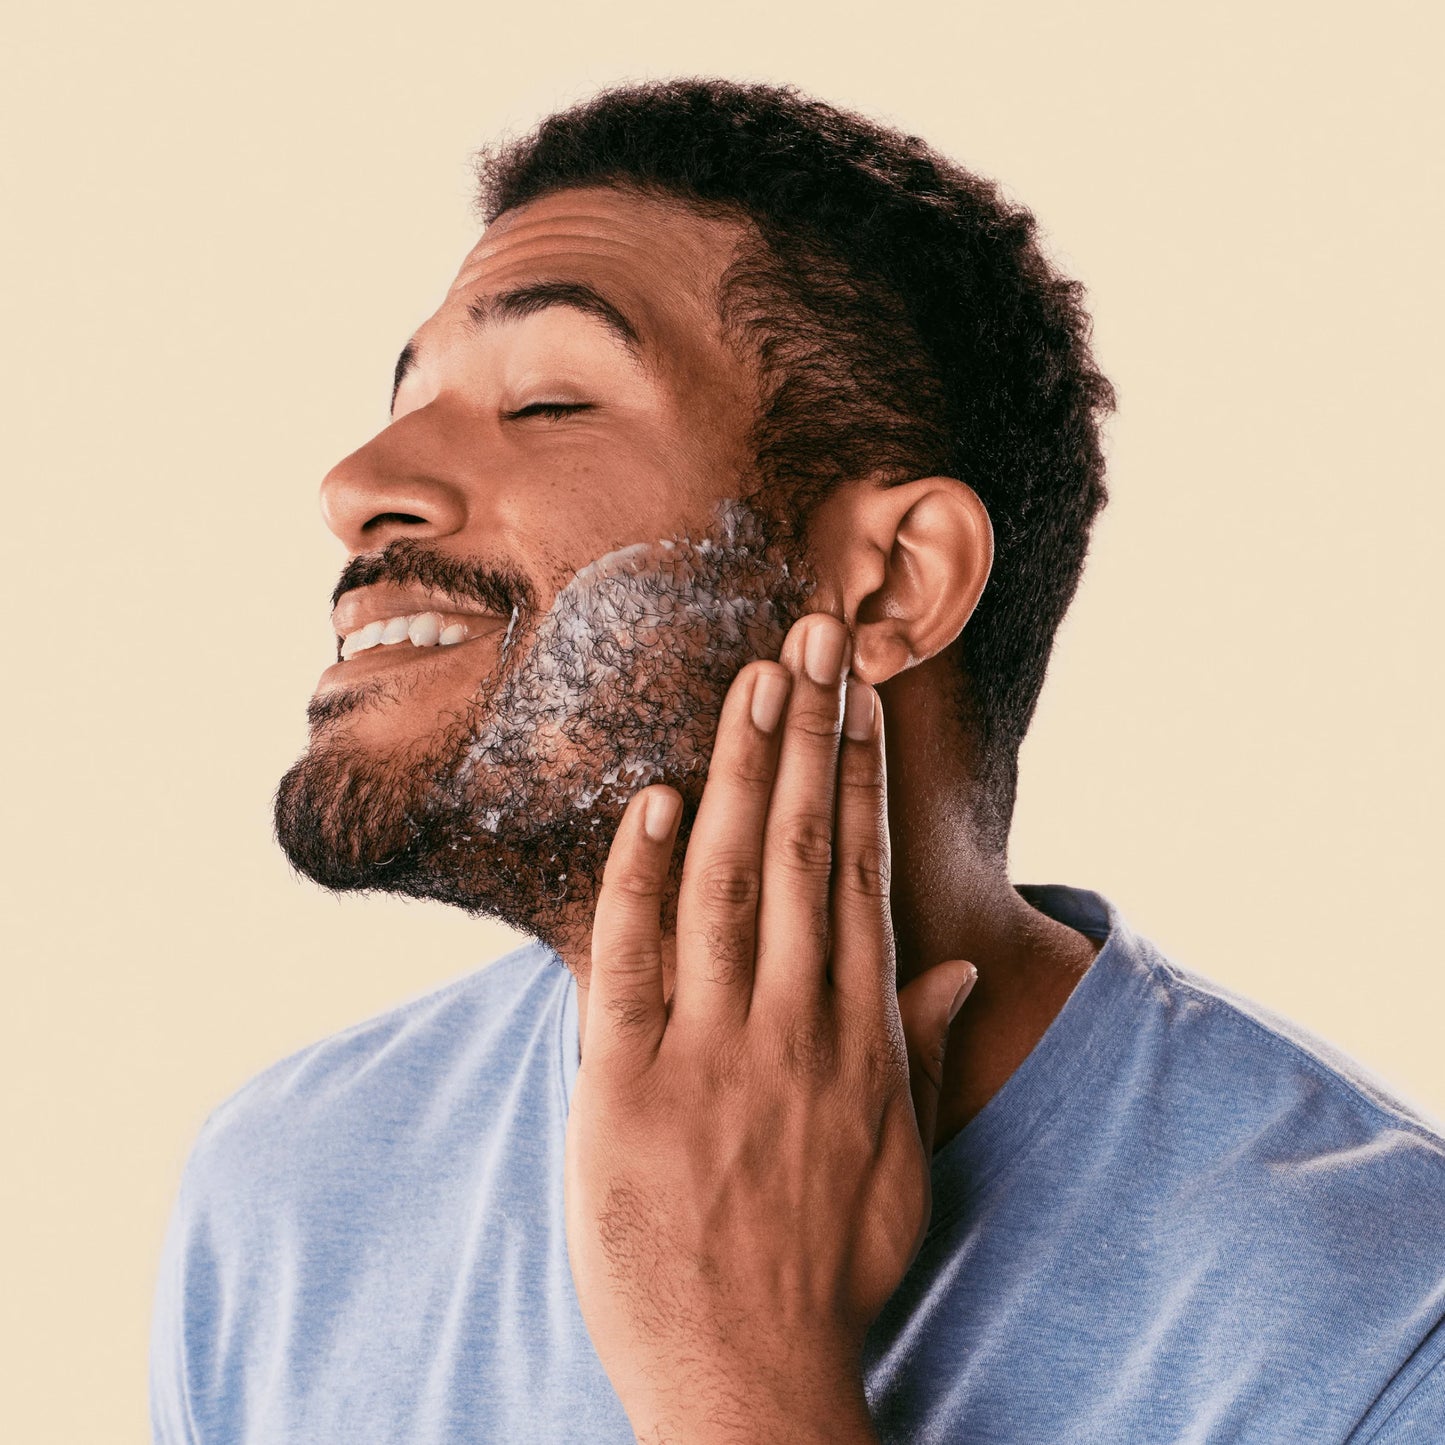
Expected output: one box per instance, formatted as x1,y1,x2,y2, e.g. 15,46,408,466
314,628,502,692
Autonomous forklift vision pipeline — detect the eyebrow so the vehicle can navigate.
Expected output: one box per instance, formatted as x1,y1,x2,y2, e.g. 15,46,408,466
390,280,647,411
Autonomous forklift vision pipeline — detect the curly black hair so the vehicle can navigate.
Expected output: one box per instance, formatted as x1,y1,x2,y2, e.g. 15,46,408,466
475,78,1115,857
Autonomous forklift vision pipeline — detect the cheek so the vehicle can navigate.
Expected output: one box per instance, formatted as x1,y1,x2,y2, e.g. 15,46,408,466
517,463,696,572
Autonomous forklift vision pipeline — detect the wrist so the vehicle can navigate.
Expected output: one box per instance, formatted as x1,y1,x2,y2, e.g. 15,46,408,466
628,1364,878,1445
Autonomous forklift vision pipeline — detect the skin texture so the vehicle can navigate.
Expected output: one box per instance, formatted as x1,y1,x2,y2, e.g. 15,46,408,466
276,183,1103,1437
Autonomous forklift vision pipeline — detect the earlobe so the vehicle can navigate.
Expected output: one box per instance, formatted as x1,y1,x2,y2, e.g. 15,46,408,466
839,477,993,687
850,624,915,686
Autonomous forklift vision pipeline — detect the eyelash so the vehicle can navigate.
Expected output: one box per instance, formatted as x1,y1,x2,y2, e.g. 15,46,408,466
505,402,591,421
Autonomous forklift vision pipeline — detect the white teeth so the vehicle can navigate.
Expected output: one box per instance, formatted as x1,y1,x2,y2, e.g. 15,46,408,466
338,611,475,659
340,620,386,659
408,612,442,647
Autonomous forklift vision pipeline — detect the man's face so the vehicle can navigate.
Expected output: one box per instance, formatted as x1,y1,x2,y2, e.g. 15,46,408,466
273,185,816,956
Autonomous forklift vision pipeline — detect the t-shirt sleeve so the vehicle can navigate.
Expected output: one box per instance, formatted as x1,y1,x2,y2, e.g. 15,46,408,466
148,1129,212,1445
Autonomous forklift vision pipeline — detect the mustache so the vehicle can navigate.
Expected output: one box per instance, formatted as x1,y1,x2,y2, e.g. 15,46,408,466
330,538,539,619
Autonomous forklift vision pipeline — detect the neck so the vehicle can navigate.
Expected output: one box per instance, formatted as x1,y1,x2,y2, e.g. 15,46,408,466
568,655,1101,1152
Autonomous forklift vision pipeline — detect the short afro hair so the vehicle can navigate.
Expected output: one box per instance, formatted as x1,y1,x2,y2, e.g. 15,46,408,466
475,78,1115,856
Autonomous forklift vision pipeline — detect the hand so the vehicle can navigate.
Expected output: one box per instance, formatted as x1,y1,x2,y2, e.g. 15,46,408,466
565,612,979,1444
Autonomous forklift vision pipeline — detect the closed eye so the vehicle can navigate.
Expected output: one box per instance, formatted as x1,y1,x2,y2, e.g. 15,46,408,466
505,402,593,421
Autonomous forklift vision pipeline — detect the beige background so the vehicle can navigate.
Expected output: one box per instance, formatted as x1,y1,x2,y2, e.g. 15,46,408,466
4,0,1441,1439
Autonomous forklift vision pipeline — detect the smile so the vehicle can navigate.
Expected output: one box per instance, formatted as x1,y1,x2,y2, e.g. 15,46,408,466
338,610,474,660
315,613,511,696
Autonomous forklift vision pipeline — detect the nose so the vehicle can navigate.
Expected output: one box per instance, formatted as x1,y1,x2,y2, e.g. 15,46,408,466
319,405,470,552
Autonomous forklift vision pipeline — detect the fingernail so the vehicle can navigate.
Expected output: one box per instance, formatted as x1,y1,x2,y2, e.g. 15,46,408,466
644,790,680,842
948,964,978,1023
843,676,875,741
803,617,849,686
751,670,789,733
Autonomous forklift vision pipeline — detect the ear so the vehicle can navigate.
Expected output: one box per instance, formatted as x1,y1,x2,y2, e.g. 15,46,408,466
807,476,993,687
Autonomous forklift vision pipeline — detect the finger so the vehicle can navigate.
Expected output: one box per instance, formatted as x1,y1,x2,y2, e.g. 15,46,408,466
670,661,791,1034
829,675,894,1012
752,612,851,1015
587,785,681,1071
897,961,977,1157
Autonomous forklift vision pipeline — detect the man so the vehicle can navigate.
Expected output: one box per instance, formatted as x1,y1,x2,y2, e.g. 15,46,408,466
151,79,1445,1443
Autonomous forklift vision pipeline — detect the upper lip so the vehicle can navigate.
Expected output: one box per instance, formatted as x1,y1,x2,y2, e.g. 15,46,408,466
331,584,504,640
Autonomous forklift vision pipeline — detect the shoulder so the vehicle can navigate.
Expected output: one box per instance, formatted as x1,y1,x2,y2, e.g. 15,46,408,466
1030,889,1445,1315
1139,934,1445,1163
1107,911,1445,1324
179,937,569,1206
1035,880,1445,1158
1029,883,1445,1164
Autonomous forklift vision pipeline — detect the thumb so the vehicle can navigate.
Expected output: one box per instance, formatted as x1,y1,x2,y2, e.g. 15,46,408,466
896,960,977,1157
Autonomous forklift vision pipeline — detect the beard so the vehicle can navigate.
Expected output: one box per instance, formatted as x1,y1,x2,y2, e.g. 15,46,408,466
272,495,816,959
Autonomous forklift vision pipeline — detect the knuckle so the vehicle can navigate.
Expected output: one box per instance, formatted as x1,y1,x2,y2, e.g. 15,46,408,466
858,1028,906,1097
788,703,840,742
610,867,663,903
833,988,906,1096
842,841,890,900
724,748,776,790
778,1014,839,1081
838,753,885,801
778,813,834,874
598,942,660,980
700,1034,747,1093
693,858,762,912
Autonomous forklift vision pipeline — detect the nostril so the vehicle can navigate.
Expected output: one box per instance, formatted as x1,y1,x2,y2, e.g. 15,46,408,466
362,512,429,532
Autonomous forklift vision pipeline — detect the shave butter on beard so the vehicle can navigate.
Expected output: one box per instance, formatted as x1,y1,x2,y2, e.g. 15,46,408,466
275,492,817,957
446,494,814,834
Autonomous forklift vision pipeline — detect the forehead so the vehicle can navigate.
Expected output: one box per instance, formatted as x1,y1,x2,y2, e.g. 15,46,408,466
435,185,752,371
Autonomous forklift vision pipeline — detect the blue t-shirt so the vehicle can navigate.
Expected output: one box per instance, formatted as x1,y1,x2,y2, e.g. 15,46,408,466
150,885,1445,1443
